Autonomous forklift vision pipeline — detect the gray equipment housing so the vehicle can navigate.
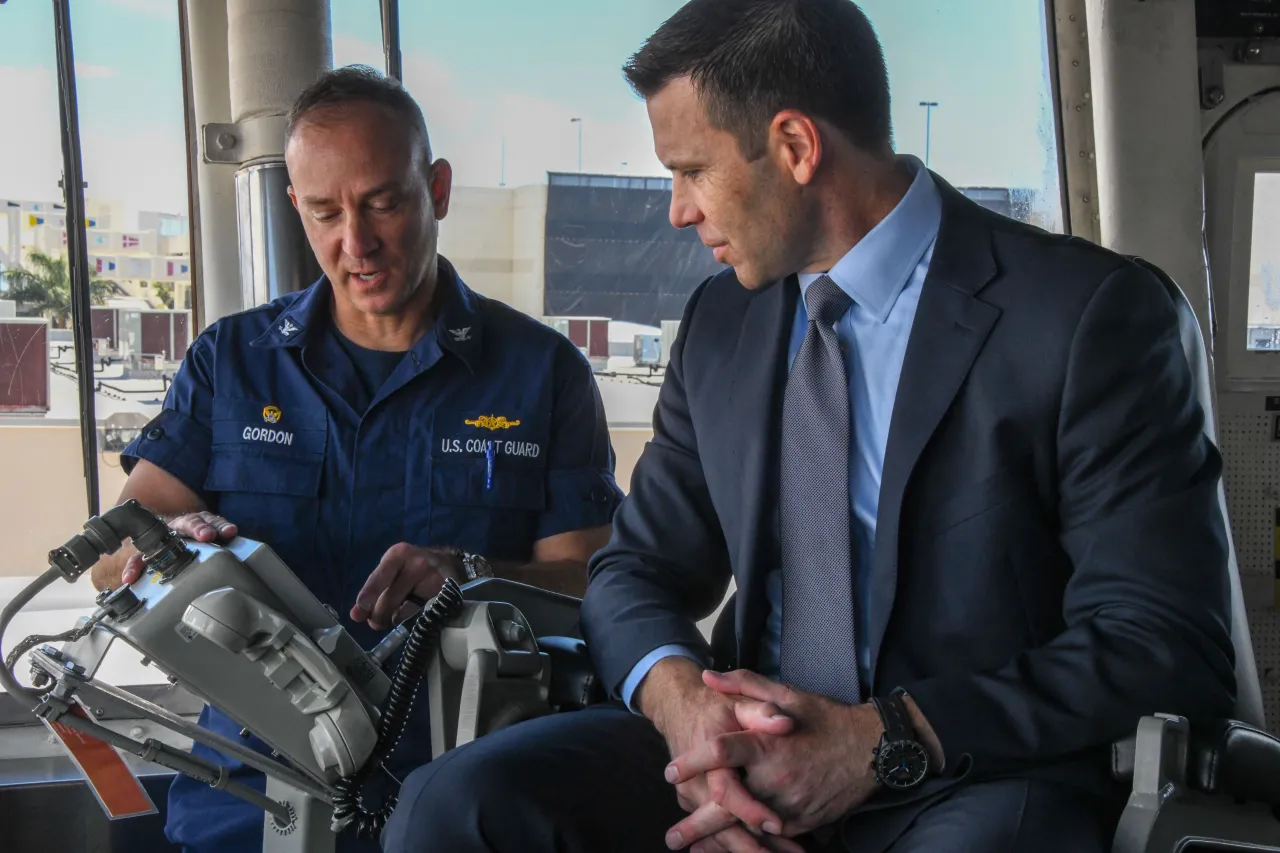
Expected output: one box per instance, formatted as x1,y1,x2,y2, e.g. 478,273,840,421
94,536,388,785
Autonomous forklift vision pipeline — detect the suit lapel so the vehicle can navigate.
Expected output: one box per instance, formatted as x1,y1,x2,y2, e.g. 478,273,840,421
727,275,797,669
867,180,1002,687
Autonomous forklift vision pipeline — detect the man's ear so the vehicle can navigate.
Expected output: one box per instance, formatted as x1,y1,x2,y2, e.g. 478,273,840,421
429,159,454,220
770,110,823,186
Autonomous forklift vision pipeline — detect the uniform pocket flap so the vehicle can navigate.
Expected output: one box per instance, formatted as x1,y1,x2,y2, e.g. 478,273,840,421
210,397,327,455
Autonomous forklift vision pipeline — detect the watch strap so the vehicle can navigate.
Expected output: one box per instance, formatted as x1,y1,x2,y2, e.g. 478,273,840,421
461,552,493,581
872,687,915,743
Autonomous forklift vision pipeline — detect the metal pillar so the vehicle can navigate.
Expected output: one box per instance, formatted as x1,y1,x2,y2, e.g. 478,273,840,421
227,0,329,310
186,0,330,321
1083,0,1212,341
381,0,401,82
184,0,240,326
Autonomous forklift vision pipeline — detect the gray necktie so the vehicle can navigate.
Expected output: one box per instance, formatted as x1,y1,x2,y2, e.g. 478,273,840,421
779,274,861,705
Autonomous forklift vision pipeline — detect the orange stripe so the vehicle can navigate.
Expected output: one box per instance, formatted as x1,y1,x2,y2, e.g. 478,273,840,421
48,706,155,818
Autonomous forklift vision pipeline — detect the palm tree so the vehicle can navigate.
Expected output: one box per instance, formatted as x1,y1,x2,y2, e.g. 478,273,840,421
0,250,123,328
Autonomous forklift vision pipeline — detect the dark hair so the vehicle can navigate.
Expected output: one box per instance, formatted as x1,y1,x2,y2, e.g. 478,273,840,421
623,0,891,160
286,64,432,161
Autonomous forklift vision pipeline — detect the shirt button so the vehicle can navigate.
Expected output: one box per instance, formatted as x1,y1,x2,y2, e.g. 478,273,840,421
146,427,164,441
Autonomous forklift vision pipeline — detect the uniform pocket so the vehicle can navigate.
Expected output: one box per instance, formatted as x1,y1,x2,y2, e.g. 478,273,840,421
204,398,328,545
431,457,547,510
426,457,546,560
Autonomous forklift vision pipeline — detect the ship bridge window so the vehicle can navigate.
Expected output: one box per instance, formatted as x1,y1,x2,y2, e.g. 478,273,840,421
0,1,192,669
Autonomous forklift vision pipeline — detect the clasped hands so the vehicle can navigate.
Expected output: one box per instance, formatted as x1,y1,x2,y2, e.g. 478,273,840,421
650,664,887,853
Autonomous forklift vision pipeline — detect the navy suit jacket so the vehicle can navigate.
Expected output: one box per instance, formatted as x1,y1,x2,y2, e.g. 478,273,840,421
580,175,1237,807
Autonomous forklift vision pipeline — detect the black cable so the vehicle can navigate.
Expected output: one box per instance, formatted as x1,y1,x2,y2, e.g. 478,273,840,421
331,579,464,839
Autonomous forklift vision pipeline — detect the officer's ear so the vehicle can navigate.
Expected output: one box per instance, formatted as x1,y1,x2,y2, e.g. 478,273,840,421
287,184,300,213
428,159,452,221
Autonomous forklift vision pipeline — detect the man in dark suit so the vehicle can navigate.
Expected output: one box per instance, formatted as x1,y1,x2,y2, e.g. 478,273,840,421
380,1,1237,851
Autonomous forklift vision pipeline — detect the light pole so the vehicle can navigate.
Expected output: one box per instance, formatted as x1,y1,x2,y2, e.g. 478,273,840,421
570,117,582,172
919,101,938,167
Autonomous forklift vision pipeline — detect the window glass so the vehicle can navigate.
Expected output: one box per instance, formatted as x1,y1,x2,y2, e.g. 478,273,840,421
0,1,189,686
1247,172,1280,351
378,0,1064,487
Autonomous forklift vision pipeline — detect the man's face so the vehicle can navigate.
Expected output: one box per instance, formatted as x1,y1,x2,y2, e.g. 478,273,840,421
646,77,809,289
286,101,451,316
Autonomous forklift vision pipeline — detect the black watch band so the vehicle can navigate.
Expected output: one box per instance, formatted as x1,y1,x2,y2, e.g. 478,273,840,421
869,687,930,790
871,687,915,742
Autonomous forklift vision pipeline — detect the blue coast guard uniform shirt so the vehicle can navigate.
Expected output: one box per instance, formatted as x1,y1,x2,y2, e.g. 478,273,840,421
121,256,623,853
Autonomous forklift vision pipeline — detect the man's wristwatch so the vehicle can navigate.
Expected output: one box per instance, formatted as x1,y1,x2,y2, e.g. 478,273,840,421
457,551,494,582
869,687,930,791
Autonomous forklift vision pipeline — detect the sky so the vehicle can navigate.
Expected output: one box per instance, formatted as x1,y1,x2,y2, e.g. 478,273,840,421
0,0,1062,231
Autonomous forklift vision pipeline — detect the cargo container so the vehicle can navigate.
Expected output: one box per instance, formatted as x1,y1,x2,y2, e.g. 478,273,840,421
140,308,191,362
542,315,610,371
0,317,50,413
89,306,191,361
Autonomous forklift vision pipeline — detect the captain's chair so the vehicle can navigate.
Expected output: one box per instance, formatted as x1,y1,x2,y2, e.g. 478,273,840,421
1109,261,1280,853
522,262,1280,851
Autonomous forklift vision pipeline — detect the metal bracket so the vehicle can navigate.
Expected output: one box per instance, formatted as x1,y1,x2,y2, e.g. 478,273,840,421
1047,0,1101,244
1131,713,1189,798
27,648,334,805
202,115,288,166
57,620,116,680
1200,46,1227,110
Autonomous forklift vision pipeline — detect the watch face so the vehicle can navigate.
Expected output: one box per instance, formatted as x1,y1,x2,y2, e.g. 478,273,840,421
874,739,930,790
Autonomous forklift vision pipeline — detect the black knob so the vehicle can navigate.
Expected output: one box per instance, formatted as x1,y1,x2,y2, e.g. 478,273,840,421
100,586,142,620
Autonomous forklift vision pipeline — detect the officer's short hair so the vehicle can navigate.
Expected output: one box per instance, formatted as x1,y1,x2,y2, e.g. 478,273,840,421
286,64,432,163
623,0,891,161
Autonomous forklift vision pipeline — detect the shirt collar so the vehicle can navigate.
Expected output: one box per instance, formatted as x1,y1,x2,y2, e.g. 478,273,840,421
250,256,483,370
430,255,482,372
251,275,330,349
798,154,943,323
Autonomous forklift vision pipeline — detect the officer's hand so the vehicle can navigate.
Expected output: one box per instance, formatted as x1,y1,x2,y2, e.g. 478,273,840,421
117,512,238,586
352,543,465,631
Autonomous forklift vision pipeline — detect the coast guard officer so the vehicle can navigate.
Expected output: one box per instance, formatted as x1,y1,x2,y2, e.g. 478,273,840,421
90,65,622,853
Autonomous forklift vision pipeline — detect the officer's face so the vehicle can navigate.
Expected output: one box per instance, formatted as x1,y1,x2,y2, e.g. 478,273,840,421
286,102,451,316
646,77,814,290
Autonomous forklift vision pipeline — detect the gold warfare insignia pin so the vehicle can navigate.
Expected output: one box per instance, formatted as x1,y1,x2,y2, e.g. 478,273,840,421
465,415,521,431
263,405,282,424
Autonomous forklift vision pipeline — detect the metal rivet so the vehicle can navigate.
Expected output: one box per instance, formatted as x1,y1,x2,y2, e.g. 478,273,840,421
130,727,144,738
216,132,236,150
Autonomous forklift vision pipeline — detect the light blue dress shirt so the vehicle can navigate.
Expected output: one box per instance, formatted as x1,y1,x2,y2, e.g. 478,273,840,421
621,156,944,711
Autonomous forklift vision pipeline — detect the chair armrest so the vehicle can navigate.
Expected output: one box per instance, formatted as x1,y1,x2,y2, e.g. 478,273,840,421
537,636,605,711
1112,715,1280,808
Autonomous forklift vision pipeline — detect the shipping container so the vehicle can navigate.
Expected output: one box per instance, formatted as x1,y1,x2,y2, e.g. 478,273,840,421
543,315,610,371
0,317,50,413
138,308,191,361
90,305,116,348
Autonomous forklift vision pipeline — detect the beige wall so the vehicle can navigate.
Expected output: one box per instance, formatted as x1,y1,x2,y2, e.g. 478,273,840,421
609,427,650,494
0,426,129,578
439,184,546,316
